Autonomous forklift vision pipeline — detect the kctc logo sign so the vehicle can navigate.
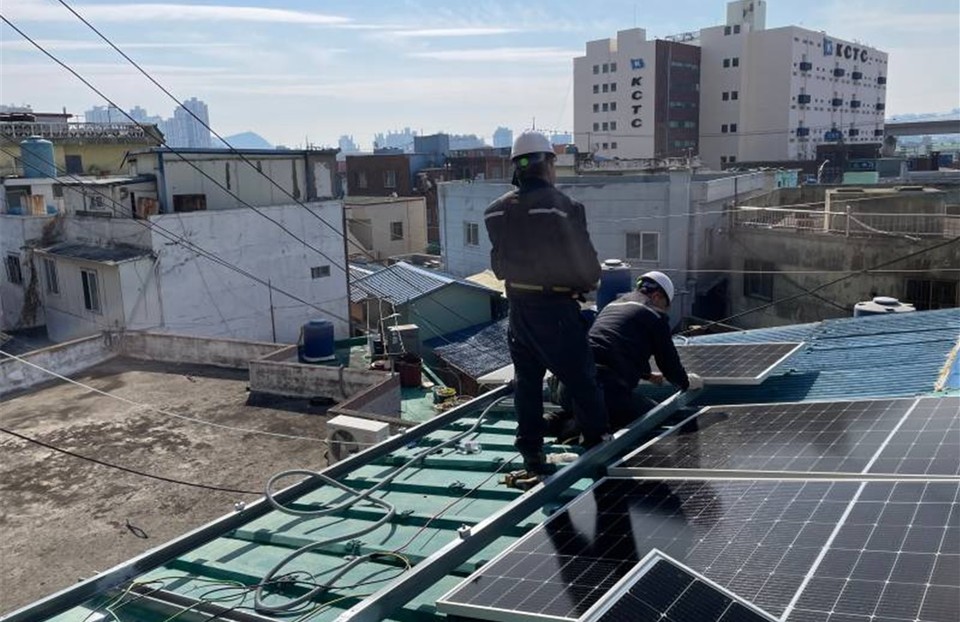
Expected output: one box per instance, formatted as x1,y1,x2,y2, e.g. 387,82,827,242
822,38,868,63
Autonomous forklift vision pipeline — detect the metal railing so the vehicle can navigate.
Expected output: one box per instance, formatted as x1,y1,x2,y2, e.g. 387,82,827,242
733,206,960,239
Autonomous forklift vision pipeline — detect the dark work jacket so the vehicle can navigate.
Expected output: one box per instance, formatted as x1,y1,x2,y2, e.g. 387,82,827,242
484,178,600,293
588,291,690,390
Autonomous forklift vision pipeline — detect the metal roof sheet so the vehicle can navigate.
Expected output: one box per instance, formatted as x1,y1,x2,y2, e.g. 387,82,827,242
351,261,496,305
10,309,959,622
37,242,153,264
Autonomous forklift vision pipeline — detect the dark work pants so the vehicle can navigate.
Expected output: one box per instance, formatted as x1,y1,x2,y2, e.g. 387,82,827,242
557,366,657,432
507,295,608,458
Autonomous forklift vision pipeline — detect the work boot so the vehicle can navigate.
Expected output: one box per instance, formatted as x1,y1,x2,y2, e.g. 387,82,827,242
579,433,612,450
543,411,581,442
521,451,553,476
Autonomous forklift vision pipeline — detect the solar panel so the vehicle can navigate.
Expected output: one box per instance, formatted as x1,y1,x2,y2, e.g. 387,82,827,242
437,478,861,622
785,480,960,622
586,551,776,622
651,342,804,385
868,396,960,477
610,398,917,477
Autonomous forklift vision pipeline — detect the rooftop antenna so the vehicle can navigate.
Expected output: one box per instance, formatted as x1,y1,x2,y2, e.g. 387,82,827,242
532,117,536,130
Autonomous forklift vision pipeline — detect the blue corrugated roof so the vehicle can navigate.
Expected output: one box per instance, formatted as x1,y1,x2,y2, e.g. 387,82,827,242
684,308,959,405
429,319,510,377
351,261,496,305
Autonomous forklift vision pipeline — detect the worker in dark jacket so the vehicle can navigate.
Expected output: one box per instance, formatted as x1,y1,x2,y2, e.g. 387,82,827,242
485,130,608,475
588,271,703,429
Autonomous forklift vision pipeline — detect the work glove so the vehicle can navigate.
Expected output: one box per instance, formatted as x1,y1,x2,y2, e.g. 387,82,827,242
687,373,704,391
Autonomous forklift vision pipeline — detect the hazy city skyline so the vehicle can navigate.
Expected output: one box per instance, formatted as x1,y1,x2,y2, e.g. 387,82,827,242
2,0,958,148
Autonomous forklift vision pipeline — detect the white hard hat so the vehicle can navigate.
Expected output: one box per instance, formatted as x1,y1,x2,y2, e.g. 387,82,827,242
511,131,554,160
637,271,675,303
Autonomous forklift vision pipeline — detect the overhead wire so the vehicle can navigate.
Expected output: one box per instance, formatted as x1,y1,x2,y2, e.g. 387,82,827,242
0,427,262,495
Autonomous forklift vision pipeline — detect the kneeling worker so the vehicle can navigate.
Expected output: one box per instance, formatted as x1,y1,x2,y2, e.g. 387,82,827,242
550,271,703,437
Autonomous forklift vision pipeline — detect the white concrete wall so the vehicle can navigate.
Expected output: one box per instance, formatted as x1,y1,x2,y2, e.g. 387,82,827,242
0,333,115,397
118,258,163,331
0,215,53,330
574,28,657,158
162,156,308,212
346,198,428,260
119,331,282,369
62,215,152,249
41,257,124,342
150,202,350,343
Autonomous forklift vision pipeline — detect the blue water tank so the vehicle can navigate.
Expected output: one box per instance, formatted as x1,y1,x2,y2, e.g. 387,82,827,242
20,136,56,178
298,319,336,363
597,259,632,310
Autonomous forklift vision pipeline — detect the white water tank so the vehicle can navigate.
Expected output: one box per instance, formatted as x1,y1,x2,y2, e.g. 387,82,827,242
853,296,915,317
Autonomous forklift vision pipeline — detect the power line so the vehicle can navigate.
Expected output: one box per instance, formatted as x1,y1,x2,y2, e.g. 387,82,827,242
679,235,960,335
0,427,262,495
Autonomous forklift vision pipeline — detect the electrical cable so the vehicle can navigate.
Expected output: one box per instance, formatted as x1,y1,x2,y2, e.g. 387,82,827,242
0,427,262,495
678,234,960,335
252,395,509,613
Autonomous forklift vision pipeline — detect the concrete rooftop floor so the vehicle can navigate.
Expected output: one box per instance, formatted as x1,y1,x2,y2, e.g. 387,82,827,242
0,357,335,615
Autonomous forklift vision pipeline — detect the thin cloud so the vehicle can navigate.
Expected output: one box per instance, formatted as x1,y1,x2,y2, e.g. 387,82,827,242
407,47,579,62
5,1,352,25
1,40,240,51
389,27,523,37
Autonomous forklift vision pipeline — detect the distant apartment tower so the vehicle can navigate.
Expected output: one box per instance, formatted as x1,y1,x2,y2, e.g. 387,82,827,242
573,1,888,168
85,105,124,123
169,97,211,148
574,29,701,159
492,126,513,149
698,0,887,168
338,135,360,154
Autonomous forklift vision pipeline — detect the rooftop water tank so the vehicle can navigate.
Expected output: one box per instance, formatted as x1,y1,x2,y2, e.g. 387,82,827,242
597,259,632,311
20,136,56,178
853,296,916,317
298,319,336,363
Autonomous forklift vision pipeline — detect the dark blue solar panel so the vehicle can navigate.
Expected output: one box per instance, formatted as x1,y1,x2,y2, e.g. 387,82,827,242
868,397,960,476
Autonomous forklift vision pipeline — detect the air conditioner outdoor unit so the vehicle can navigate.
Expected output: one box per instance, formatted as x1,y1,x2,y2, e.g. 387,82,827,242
326,415,390,463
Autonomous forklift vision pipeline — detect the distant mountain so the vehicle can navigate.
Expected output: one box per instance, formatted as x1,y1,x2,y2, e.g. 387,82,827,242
212,131,274,150
887,109,960,123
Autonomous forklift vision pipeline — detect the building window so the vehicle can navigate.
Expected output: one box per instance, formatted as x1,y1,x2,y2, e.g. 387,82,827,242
732,57,740,67
390,221,404,241
730,123,738,133
43,257,59,294
722,92,730,101
722,124,729,133
610,62,617,72
731,91,739,100
5,253,23,285
610,121,617,131
904,279,959,310
81,269,101,313
724,25,732,35
743,259,774,301
721,156,728,164
310,265,331,279
625,232,660,262
384,170,397,188
733,24,741,34
65,154,84,175
172,194,207,212
602,103,609,112
593,64,599,74
729,155,736,163
593,84,599,94
602,63,609,73
610,82,617,92
611,142,618,149
356,171,368,189
593,103,600,113
602,142,609,149
610,102,617,111
593,122,600,131
723,58,731,68
602,83,609,93
464,222,480,247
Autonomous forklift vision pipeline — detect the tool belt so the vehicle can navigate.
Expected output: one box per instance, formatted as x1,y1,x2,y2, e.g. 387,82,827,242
506,281,575,296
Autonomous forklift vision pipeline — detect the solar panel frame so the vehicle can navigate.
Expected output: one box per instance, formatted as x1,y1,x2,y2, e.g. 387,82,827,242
581,550,778,622
651,342,805,385
609,397,938,478
436,477,863,622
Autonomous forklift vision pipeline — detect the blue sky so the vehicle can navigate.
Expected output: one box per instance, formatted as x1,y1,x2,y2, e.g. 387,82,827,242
2,0,958,148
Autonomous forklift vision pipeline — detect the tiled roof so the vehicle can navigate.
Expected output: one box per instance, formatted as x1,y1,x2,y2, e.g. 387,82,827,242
351,261,496,305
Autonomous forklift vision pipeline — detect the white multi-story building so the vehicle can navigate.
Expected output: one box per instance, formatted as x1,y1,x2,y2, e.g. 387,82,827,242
573,0,888,168
574,29,701,160
699,0,888,168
